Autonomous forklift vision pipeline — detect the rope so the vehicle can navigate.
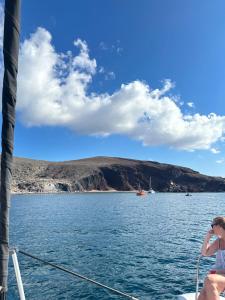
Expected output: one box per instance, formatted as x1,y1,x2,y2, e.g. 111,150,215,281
18,249,139,300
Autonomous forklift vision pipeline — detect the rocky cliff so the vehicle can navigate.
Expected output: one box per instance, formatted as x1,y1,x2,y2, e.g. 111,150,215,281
6,156,225,193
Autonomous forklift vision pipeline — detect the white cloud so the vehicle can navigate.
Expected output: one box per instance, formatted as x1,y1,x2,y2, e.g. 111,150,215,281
1,23,225,152
99,66,105,74
211,148,220,154
216,159,224,164
187,102,194,108
99,41,108,51
73,39,96,74
98,66,115,80
113,40,123,54
99,40,123,54
105,71,115,80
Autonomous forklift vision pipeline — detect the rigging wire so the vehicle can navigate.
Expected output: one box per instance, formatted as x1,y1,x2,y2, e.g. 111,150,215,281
18,249,139,300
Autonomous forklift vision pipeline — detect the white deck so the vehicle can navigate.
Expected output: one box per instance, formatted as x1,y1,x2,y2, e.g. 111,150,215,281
178,293,225,299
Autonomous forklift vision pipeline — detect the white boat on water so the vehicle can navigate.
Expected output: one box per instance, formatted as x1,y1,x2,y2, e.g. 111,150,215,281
148,176,155,194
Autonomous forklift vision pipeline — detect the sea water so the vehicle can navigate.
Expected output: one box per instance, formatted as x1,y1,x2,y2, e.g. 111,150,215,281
7,192,225,299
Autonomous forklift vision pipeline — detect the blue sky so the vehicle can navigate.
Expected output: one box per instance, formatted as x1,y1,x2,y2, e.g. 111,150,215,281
1,0,225,176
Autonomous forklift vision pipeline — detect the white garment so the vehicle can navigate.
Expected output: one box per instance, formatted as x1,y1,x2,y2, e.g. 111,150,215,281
215,249,225,269
214,239,225,270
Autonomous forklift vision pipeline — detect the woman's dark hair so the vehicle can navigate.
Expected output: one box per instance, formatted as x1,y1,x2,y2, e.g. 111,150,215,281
212,217,225,230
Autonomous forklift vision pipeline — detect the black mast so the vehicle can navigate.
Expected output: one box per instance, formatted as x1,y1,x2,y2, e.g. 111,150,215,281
0,0,20,298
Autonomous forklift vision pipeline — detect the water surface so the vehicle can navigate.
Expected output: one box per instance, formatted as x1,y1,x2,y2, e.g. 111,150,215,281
8,192,225,299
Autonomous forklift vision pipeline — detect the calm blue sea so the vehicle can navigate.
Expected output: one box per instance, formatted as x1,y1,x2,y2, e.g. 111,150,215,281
7,192,225,300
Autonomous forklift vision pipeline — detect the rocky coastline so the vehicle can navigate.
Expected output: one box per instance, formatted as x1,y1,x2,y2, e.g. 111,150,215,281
6,156,225,194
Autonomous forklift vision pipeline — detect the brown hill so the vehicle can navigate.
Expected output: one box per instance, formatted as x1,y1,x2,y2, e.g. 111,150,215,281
7,156,225,193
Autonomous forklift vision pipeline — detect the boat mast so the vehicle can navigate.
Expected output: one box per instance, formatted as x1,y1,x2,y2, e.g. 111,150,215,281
0,0,21,298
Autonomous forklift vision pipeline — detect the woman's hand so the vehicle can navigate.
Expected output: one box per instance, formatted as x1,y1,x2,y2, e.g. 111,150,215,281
206,229,214,237
201,229,217,256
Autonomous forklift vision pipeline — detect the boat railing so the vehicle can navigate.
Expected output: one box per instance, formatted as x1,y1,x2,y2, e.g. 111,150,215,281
195,255,202,300
194,255,225,300
178,254,225,299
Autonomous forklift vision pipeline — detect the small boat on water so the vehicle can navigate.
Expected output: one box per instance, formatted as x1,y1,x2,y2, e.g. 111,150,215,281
136,183,146,196
185,193,192,196
148,176,155,194
136,189,146,196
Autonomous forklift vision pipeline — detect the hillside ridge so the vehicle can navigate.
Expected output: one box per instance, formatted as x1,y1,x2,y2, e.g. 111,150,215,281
7,156,225,193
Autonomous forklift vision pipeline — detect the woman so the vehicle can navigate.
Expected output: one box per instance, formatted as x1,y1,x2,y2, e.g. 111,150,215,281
198,216,225,300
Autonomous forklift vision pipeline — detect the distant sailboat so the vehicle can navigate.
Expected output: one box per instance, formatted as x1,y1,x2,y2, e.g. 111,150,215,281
148,176,155,194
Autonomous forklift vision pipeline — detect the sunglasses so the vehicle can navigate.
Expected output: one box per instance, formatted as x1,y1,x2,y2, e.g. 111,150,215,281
211,223,218,228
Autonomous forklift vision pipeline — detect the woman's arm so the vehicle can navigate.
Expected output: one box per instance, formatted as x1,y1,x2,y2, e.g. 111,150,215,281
201,230,218,256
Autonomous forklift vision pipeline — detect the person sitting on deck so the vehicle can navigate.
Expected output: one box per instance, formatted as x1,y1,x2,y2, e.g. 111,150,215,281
198,217,225,300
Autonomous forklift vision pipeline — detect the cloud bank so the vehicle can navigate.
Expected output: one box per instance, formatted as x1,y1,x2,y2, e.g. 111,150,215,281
0,22,225,151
